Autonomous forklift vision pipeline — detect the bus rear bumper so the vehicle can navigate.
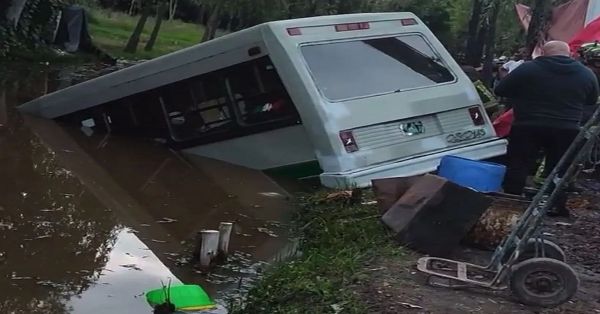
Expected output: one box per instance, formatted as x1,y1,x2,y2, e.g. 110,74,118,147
319,139,508,189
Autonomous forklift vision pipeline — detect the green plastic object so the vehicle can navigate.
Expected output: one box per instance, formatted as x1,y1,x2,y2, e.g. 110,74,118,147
146,284,216,311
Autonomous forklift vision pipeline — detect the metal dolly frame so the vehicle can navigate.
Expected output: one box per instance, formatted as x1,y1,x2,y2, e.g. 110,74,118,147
418,107,600,307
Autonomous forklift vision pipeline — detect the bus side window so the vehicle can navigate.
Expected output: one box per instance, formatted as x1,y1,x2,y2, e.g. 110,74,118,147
159,74,234,142
129,92,170,138
226,57,298,125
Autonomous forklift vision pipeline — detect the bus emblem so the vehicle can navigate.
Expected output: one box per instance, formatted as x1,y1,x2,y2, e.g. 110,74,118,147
400,121,425,136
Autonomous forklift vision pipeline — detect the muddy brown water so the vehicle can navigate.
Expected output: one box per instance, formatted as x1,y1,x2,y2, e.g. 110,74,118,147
0,64,298,313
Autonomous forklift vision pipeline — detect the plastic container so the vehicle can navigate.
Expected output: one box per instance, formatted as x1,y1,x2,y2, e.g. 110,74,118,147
146,284,216,311
438,155,506,193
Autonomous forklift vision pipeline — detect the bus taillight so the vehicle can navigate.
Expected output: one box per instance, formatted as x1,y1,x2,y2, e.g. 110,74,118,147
339,130,359,153
287,28,302,36
469,107,485,126
401,18,418,26
335,22,370,32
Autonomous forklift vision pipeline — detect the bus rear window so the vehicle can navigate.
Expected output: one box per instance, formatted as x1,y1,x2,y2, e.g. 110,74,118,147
301,35,454,101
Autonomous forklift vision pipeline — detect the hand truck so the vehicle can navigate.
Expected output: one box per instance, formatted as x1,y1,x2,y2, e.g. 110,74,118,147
417,107,600,308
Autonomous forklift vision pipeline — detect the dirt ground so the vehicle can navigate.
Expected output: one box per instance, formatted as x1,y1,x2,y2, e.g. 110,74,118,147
356,179,600,314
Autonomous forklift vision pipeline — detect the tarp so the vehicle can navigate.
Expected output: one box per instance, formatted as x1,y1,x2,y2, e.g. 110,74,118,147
54,5,93,53
586,0,600,25
492,109,514,138
516,0,589,57
569,15,600,54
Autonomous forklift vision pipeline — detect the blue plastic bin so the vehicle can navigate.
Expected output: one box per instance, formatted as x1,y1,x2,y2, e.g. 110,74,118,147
438,155,506,193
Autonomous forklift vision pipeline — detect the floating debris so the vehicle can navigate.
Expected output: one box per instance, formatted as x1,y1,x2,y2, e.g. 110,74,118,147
156,217,178,224
259,192,285,198
40,207,64,212
36,280,62,288
119,264,142,271
257,227,278,238
11,272,33,280
0,222,14,230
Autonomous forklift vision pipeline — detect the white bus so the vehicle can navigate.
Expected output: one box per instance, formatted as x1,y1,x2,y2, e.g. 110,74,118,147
19,12,507,188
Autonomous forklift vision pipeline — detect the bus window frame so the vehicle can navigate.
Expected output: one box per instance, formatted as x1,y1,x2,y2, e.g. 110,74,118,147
298,32,458,103
159,74,240,143
223,57,299,128
158,56,301,148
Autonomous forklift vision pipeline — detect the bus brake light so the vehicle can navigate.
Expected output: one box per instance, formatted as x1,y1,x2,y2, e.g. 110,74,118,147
287,28,302,36
335,22,370,32
339,130,359,153
401,18,418,26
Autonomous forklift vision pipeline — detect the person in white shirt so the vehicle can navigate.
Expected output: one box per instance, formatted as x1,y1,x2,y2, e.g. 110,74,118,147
499,47,528,79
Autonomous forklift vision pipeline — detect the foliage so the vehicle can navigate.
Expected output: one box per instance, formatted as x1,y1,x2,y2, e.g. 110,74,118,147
233,192,405,313
88,8,203,59
0,0,562,65
0,0,65,58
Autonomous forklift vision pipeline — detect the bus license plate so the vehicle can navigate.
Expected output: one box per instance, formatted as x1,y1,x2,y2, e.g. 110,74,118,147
400,121,425,136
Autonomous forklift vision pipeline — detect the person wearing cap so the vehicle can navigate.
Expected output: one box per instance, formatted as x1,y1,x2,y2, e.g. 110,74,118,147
495,41,599,217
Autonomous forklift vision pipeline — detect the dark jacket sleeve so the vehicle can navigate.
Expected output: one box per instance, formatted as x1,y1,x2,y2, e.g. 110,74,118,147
494,64,530,98
582,72,599,124
586,73,599,106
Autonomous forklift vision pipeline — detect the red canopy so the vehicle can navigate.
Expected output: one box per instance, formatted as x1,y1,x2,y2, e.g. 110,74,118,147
517,0,589,58
569,15,600,55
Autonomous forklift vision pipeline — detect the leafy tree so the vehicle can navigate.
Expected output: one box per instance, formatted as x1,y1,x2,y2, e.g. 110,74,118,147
0,0,64,58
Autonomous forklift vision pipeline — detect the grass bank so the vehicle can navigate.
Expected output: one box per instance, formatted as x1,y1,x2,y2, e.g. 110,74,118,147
88,9,204,60
233,191,405,313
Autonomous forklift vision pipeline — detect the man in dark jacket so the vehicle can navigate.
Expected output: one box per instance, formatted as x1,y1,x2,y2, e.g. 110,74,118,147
495,41,599,216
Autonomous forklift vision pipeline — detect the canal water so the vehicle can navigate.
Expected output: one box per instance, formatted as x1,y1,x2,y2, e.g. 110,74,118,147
0,63,297,313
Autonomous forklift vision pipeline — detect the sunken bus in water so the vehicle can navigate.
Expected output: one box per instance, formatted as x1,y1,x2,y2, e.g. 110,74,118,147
19,13,507,188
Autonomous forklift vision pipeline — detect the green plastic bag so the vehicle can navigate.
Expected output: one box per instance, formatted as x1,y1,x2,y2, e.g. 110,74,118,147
146,284,216,311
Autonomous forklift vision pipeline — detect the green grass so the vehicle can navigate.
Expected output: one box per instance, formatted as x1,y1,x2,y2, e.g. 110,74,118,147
232,191,405,314
88,9,204,60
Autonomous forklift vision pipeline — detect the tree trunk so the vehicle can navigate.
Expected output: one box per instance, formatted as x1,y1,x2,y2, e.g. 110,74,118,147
5,0,28,28
482,1,501,87
168,0,178,20
129,0,136,15
124,6,151,53
0,87,7,129
145,4,167,51
465,0,483,66
525,0,551,58
201,3,222,42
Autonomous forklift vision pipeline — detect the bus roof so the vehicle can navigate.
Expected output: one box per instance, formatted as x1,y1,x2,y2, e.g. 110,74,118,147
19,12,418,119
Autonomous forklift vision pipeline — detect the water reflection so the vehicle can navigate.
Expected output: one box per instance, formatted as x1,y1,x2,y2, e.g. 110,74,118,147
1,70,119,313
1,64,295,313
68,228,181,314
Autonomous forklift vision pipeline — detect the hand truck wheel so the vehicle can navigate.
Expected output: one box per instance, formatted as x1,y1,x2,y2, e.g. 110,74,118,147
510,257,579,307
503,239,566,263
